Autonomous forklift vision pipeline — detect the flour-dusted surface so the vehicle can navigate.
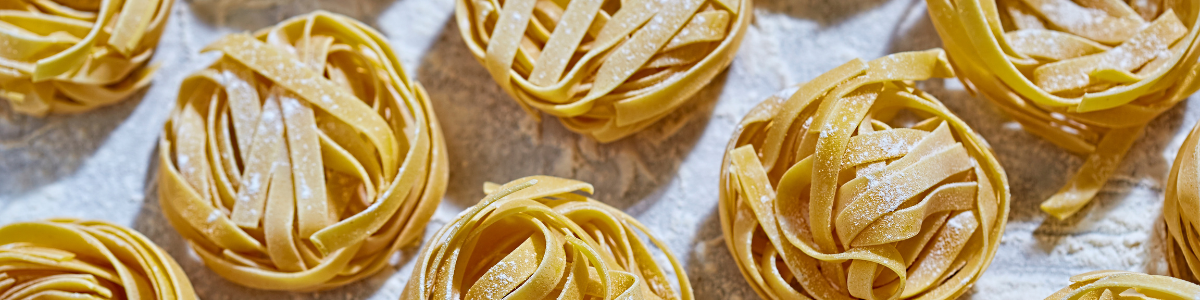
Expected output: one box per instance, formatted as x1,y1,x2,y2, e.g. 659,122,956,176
0,0,1192,299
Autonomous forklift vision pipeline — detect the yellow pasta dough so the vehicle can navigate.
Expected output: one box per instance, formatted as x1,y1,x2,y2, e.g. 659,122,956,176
0,0,173,116
456,0,750,142
1166,121,1200,283
156,11,449,291
719,49,1010,300
0,219,197,300
1045,270,1200,300
926,0,1200,220
402,175,692,299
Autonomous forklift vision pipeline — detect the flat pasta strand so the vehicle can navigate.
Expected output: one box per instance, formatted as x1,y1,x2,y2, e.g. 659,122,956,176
718,49,1010,300
402,175,693,300
1166,120,1200,283
1044,270,1200,300
156,11,449,291
0,219,197,300
926,0,1200,219
0,0,172,116
456,0,751,141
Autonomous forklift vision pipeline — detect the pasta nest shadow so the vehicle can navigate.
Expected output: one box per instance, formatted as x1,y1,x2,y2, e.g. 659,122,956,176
402,175,692,299
1045,270,1200,299
0,0,173,116
1166,121,1200,283
718,50,1011,300
155,11,449,291
0,219,197,299
926,0,1200,219
455,0,751,142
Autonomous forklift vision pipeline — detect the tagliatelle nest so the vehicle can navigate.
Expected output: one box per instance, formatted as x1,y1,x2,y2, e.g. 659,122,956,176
719,50,1010,300
926,0,1200,219
402,176,692,300
1045,271,1200,300
0,219,196,300
1166,121,1200,283
156,11,448,291
456,0,750,142
0,0,173,116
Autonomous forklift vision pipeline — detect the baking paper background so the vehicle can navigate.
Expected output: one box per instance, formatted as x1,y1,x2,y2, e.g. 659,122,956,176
0,0,1191,298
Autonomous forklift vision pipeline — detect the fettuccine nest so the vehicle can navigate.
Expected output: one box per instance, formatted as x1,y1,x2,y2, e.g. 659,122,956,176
0,0,173,116
926,0,1200,220
1167,121,1200,283
0,219,196,300
456,0,750,142
1045,271,1200,300
719,50,1010,300
156,11,448,291
402,176,692,299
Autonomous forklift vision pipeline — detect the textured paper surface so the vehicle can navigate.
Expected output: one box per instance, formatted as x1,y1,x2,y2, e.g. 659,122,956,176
0,0,1192,298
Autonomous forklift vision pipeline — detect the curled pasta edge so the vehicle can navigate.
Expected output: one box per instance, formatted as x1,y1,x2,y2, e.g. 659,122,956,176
452,0,754,142
402,175,693,300
0,219,198,300
716,50,1011,300
153,11,448,291
926,0,1200,220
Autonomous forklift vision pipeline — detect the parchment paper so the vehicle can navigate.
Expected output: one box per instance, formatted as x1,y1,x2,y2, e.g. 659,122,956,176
1,0,1191,298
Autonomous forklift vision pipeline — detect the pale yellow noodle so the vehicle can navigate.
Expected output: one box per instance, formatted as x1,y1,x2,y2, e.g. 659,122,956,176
0,219,197,300
926,0,1200,220
1166,120,1200,283
456,0,750,142
401,175,692,300
156,11,449,291
719,49,1010,300
1044,270,1200,300
0,0,173,116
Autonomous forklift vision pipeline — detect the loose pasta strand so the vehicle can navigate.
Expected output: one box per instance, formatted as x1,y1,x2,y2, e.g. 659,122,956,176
927,0,1200,219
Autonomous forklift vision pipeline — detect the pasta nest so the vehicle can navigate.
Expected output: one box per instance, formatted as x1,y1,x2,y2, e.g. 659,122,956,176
1045,270,1200,300
455,0,750,142
0,219,196,300
0,0,173,116
156,11,449,291
402,176,692,300
718,50,1010,300
1166,121,1200,283
926,0,1200,220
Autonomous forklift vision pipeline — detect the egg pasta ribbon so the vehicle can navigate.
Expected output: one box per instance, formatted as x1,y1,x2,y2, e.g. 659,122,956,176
719,49,1010,300
0,0,173,116
156,11,449,291
402,175,692,300
0,219,197,300
925,0,1200,219
456,0,750,141
1165,120,1200,284
1045,271,1200,300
